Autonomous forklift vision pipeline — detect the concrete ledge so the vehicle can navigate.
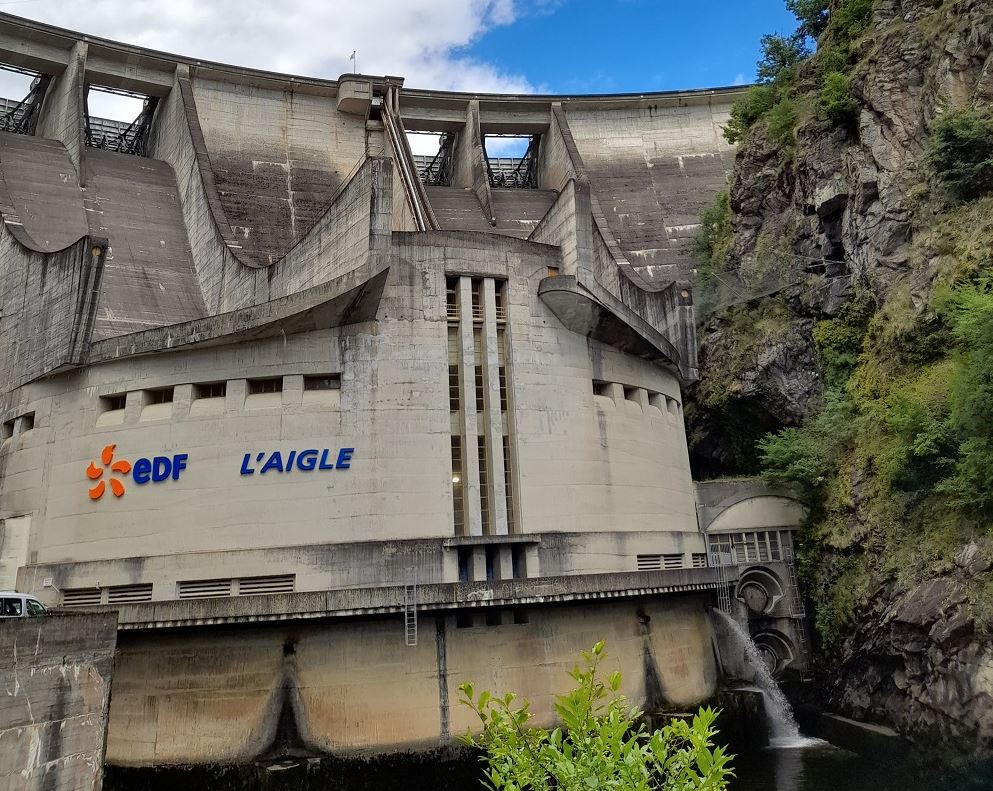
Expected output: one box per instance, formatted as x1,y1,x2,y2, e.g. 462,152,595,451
72,568,726,630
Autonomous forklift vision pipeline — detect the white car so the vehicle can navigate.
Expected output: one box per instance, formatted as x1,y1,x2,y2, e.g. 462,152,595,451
0,591,47,618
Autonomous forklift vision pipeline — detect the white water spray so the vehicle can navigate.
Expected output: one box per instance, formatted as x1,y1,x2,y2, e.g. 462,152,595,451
713,609,817,748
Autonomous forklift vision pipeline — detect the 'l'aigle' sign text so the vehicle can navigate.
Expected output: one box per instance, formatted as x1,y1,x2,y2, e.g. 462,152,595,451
240,448,355,475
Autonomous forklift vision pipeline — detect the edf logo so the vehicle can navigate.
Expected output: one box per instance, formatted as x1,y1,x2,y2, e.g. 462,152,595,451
85,444,188,501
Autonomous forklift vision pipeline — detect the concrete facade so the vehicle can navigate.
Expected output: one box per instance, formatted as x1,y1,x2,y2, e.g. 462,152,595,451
0,13,788,769
0,612,118,790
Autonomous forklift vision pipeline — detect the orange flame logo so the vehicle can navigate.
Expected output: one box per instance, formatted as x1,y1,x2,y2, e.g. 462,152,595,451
86,444,132,500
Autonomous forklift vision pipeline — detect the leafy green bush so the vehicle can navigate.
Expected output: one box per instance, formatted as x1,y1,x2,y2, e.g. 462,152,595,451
693,192,732,276
767,97,800,148
724,84,776,143
929,108,993,202
827,0,874,45
818,71,858,127
459,642,733,791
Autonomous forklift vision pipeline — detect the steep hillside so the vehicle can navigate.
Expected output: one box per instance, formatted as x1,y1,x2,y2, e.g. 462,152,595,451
688,0,993,753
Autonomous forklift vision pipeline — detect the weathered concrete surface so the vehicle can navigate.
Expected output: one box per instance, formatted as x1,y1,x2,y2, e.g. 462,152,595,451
104,596,716,764
0,612,118,790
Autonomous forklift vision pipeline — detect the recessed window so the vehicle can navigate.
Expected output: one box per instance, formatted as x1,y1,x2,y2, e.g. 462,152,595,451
593,380,611,398
494,281,507,323
248,378,282,395
101,393,127,412
457,547,471,582
195,382,226,400
446,277,460,321
145,388,173,405
485,610,502,627
623,386,639,402
546,266,559,278
1,420,14,440
303,375,340,391
513,609,529,625
19,413,34,432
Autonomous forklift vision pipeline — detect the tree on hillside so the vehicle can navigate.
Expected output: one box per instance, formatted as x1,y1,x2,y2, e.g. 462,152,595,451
458,642,733,791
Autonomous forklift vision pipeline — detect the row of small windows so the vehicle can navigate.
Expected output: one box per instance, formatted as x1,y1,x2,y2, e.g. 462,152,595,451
96,375,341,425
593,380,681,418
446,277,508,323
1,411,35,441
59,574,296,606
707,530,795,565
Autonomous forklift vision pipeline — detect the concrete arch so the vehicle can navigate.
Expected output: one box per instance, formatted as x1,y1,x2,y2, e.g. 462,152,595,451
735,565,785,615
696,479,807,535
752,629,796,675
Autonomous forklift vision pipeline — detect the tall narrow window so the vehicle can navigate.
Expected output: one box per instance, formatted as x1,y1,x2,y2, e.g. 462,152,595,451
471,281,483,322
494,281,507,323
451,436,465,535
478,435,490,534
448,326,460,413
474,328,484,413
446,277,460,321
502,435,515,533
497,328,508,413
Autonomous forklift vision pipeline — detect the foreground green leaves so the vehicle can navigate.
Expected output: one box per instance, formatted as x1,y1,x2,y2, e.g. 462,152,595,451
458,642,732,791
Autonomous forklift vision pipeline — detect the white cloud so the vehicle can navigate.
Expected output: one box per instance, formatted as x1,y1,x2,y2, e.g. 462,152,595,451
0,0,535,94
733,72,748,86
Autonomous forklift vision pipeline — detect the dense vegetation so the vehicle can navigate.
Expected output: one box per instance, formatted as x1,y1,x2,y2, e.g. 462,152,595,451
694,0,993,650
459,643,732,791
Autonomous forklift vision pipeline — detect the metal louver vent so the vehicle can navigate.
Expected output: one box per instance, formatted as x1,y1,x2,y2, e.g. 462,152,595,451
692,553,708,569
178,579,232,599
238,575,295,596
636,554,662,571
663,554,684,570
62,588,102,607
107,584,153,603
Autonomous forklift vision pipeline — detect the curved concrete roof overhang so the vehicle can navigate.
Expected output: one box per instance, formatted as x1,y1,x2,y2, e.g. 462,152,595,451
538,274,684,376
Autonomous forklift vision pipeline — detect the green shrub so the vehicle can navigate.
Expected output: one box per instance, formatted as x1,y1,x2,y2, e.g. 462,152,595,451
929,108,993,202
767,97,800,148
693,191,732,276
724,84,776,143
459,642,733,791
818,71,858,127
827,0,874,45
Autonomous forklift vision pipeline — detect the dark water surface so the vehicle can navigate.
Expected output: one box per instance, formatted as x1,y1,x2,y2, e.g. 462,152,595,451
733,742,993,791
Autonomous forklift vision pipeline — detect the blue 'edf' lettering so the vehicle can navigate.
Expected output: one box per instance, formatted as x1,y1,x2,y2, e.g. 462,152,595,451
132,454,189,485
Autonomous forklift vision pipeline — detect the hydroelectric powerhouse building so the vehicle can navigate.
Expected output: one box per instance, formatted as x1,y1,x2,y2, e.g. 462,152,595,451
0,13,809,773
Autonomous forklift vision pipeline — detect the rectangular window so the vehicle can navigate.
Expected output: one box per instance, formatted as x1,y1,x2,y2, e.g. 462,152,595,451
451,436,465,535
503,436,515,533
478,435,490,534
473,328,483,413
623,386,639,403
485,610,502,626
475,365,485,413
513,609,529,624
19,413,34,432
494,281,507,323
145,388,173,405
449,365,460,413
1,420,13,440
303,375,340,391
471,281,483,322
485,546,497,582
546,266,559,278
101,393,127,412
457,548,471,582
446,276,460,321
593,380,612,398
511,545,526,578
248,378,282,395
194,382,226,400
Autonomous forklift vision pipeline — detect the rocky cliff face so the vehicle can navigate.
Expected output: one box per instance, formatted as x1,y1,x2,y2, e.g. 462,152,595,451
689,0,993,753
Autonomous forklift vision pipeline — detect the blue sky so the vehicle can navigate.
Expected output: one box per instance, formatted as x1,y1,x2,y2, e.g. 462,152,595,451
457,1,800,95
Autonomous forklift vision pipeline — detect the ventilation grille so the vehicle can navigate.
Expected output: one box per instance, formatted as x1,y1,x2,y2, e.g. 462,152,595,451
62,588,101,607
637,554,661,571
239,575,295,596
178,579,232,599
107,584,153,603
636,554,685,571
177,575,295,599
692,553,708,569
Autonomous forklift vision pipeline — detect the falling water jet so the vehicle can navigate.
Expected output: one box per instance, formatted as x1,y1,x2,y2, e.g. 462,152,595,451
713,609,821,748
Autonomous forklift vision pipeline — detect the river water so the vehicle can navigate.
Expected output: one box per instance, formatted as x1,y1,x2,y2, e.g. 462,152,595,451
732,741,993,790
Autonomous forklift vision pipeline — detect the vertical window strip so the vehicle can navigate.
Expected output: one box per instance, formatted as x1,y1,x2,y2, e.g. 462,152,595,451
471,281,483,322
451,436,464,535
446,277,460,322
502,435,515,533
478,435,490,534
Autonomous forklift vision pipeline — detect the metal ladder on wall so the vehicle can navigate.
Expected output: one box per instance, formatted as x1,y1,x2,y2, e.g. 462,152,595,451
403,582,417,647
710,545,737,614
784,548,813,679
